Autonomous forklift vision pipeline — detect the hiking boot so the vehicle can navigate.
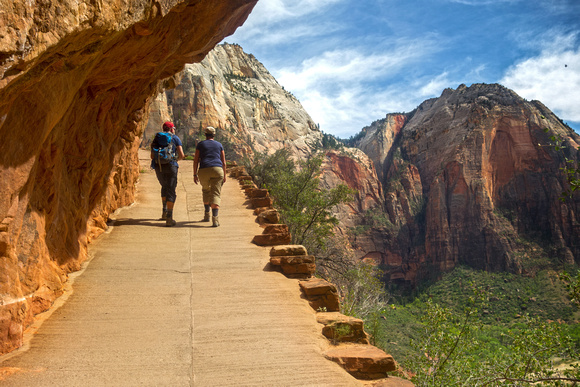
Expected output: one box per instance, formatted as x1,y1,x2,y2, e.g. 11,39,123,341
160,210,167,220
166,218,176,227
212,216,220,227
202,211,211,222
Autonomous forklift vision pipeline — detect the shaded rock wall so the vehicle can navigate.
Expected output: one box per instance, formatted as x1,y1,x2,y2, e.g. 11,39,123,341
0,0,256,354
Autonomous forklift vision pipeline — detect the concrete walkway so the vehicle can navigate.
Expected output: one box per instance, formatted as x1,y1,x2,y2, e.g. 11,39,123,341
0,151,361,386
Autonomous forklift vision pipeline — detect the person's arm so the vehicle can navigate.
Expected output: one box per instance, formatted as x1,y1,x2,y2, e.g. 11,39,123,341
220,150,227,183
193,149,200,184
175,145,185,161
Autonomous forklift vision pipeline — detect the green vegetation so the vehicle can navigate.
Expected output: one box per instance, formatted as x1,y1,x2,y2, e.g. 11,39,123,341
246,148,355,251
378,266,580,385
224,72,278,107
315,132,345,151
245,144,580,385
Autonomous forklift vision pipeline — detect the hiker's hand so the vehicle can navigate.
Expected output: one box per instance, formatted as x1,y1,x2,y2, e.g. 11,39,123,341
194,175,199,184
223,175,227,183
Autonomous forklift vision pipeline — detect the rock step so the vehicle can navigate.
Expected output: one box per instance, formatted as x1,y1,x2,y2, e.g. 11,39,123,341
317,312,369,344
299,277,340,312
324,344,397,380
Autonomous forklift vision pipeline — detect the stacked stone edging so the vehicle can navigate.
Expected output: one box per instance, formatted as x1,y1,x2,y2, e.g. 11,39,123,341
230,165,409,384
269,245,316,279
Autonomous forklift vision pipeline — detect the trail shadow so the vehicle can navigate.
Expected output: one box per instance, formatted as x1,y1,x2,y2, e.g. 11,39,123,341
263,262,280,273
109,218,160,227
109,218,211,228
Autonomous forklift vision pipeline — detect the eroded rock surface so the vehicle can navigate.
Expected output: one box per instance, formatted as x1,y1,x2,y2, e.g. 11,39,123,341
352,84,580,284
143,43,322,158
0,0,256,354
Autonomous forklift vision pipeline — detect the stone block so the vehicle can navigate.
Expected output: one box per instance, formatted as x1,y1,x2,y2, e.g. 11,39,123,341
317,312,370,344
263,224,288,234
324,344,397,380
248,188,269,198
251,196,272,208
251,233,291,246
280,263,316,278
228,166,247,178
299,278,340,312
270,245,307,256
269,254,316,278
256,209,279,224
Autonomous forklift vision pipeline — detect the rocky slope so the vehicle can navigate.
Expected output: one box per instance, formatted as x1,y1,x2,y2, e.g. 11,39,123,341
353,84,580,284
0,0,256,354
144,43,323,159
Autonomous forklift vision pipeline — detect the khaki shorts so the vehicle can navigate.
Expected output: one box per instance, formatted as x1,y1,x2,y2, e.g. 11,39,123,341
198,167,224,206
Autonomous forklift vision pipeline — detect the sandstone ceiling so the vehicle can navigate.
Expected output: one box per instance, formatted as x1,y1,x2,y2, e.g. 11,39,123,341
0,0,257,354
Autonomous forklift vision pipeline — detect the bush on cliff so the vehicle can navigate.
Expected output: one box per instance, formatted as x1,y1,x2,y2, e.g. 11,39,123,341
247,148,355,252
246,149,391,341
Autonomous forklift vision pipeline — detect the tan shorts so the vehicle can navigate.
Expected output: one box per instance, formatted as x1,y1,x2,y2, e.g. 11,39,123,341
198,167,224,206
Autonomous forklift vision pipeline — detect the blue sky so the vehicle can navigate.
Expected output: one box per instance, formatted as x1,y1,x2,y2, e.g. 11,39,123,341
226,0,580,139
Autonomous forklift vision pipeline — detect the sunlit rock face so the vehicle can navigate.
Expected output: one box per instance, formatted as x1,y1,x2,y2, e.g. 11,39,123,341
352,84,580,284
319,149,384,230
0,0,256,354
143,43,322,159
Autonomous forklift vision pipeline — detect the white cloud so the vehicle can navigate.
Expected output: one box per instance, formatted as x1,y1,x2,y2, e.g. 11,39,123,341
276,37,441,93
230,0,343,44
418,72,451,98
250,0,342,22
236,24,336,46
269,37,447,137
501,32,580,122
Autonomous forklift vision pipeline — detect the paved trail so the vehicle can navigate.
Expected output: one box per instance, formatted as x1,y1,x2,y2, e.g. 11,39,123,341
0,151,361,386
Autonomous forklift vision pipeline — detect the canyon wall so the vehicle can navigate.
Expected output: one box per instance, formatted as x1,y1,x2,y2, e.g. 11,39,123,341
0,0,256,354
354,84,580,284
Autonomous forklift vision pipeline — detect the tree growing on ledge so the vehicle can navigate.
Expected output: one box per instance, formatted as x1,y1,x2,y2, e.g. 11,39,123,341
247,149,355,252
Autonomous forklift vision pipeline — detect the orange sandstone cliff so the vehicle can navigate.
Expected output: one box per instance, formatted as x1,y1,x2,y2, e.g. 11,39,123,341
352,84,580,284
0,0,257,354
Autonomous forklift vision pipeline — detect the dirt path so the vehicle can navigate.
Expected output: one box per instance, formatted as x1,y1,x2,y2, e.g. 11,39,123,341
0,151,361,386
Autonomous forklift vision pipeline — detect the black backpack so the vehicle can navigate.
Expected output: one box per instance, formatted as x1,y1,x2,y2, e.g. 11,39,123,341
152,132,175,165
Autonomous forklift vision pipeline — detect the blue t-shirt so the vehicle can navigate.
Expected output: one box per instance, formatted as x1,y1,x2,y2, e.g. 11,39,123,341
151,133,182,168
196,140,224,169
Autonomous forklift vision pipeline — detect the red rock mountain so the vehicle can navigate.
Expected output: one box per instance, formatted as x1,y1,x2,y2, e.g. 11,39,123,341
352,84,580,284
0,0,256,355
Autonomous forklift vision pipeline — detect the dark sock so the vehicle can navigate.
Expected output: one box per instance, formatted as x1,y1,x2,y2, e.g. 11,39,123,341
212,208,219,217
166,210,173,219
204,204,210,212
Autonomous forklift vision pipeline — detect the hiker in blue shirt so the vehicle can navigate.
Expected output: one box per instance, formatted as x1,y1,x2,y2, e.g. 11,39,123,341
150,121,185,227
193,126,227,227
